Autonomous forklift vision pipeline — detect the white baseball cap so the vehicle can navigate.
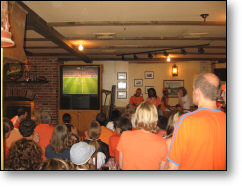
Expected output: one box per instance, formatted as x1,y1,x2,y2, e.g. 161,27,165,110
70,142,95,165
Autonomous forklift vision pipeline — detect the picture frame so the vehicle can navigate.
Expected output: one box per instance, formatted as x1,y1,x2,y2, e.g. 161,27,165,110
134,79,143,87
117,91,127,99
145,86,154,94
163,80,184,98
144,71,154,79
117,72,127,80
117,81,127,90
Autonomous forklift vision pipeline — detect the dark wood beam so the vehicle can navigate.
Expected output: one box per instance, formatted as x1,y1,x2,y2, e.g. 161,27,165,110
48,21,226,27
24,46,226,50
17,1,91,63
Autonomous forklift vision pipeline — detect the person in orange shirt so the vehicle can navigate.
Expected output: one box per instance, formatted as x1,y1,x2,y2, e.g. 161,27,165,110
109,117,132,165
96,113,113,145
166,73,226,170
11,107,28,129
161,87,173,112
117,101,167,170
146,88,163,116
34,113,55,149
129,88,144,108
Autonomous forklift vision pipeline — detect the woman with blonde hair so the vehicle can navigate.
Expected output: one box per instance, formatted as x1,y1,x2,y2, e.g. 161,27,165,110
83,121,110,169
117,101,167,170
45,124,72,160
39,158,74,170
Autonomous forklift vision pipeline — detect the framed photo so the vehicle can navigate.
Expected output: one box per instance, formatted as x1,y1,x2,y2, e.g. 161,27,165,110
134,79,143,87
145,86,154,94
117,91,127,99
117,72,127,80
163,80,184,98
117,81,127,90
145,71,154,79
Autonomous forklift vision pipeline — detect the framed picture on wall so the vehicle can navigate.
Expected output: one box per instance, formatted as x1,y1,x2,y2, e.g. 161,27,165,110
117,91,127,99
117,81,127,90
117,72,127,80
145,71,154,79
134,79,143,87
163,80,184,98
145,86,154,94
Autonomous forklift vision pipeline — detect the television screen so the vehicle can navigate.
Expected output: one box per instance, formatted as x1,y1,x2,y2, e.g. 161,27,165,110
62,66,98,94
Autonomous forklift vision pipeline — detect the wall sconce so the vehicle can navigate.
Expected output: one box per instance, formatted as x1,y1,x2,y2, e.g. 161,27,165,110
172,64,178,76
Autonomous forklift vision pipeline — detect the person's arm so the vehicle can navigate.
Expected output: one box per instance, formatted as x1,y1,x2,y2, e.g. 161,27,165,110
160,160,166,170
166,161,179,170
119,152,123,170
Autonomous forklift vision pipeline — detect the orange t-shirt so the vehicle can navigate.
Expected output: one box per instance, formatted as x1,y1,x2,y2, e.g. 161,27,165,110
146,97,161,108
167,108,226,170
5,128,23,148
98,126,114,145
161,95,169,111
109,134,121,164
34,123,55,148
129,95,144,106
117,129,167,170
11,116,20,129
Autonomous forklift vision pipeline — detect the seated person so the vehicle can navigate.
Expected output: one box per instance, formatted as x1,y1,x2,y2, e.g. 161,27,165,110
83,121,110,168
117,101,167,170
39,158,74,170
11,107,28,129
129,88,144,108
45,124,72,161
177,87,191,111
3,121,11,159
34,112,55,148
161,87,173,112
106,110,122,131
109,117,132,165
156,116,168,138
6,138,43,170
124,104,136,130
146,88,163,116
62,113,79,142
70,142,96,170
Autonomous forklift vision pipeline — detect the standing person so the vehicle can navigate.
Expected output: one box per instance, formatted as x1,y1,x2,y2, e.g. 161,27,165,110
161,87,173,113
129,88,144,108
177,87,191,111
146,88,163,116
11,107,28,129
34,112,55,149
166,73,226,170
117,101,167,170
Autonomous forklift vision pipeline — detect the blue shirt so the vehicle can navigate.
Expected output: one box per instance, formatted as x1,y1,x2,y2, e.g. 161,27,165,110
45,145,70,160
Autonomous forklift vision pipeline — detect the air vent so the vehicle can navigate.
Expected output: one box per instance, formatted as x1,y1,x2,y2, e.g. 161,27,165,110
94,33,116,39
183,32,208,38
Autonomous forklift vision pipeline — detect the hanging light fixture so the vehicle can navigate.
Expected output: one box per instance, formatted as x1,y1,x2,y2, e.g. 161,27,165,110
148,53,153,59
172,64,178,76
121,55,125,61
167,56,171,62
163,51,169,57
1,1,15,47
134,54,138,60
198,47,205,54
78,44,84,51
181,48,187,55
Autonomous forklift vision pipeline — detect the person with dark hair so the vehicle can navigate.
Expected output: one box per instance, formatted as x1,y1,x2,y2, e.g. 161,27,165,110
161,87,173,114
34,112,55,149
94,113,113,145
45,124,72,160
156,116,168,138
11,107,28,129
6,138,43,170
166,73,226,170
3,117,14,131
3,122,11,159
62,113,79,142
177,86,190,111
129,88,144,108
39,158,73,170
19,119,37,138
146,88,163,116
106,110,122,131
83,121,110,169
109,117,132,166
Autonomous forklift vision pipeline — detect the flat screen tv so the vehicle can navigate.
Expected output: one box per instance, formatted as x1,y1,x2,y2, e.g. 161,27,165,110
60,65,100,110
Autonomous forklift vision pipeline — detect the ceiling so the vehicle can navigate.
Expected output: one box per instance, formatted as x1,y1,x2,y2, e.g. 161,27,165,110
19,1,226,63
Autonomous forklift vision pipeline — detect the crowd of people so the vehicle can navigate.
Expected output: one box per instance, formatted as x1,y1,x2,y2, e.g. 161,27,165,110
3,73,226,170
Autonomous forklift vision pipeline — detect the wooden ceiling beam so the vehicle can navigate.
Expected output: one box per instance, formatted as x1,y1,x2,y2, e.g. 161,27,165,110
48,21,226,27
17,1,91,63
24,46,226,50
25,37,226,41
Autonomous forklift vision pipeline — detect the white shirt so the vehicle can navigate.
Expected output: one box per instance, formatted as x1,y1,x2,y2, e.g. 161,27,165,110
182,94,190,110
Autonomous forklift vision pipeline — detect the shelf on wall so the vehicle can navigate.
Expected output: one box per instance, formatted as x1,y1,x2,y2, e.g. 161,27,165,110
4,80,49,84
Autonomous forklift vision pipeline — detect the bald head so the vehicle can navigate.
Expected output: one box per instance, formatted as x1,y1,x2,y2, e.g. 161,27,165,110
194,73,221,101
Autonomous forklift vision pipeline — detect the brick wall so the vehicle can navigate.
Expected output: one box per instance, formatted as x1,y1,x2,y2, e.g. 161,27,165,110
3,57,59,126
